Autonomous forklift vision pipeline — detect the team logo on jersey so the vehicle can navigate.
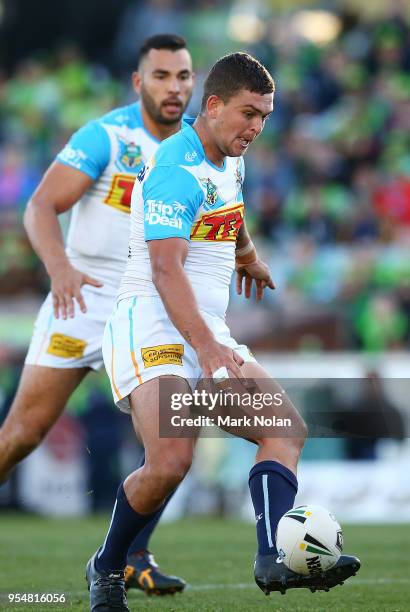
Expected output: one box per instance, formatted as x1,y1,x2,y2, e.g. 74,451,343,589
145,200,185,229
104,173,136,213
200,178,224,211
141,344,184,368
47,333,87,359
190,202,244,242
116,136,143,172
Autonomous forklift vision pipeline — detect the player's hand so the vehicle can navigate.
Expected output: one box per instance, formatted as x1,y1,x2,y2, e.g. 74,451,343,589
50,263,103,319
196,339,250,387
236,259,275,301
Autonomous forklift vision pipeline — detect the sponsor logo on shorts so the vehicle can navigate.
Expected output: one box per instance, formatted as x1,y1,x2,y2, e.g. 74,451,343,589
47,333,87,359
104,173,136,213
141,344,184,368
190,203,244,242
145,200,185,229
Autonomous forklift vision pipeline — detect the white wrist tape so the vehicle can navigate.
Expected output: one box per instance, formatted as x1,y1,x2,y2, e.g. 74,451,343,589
212,366,230,382
235,241,255,257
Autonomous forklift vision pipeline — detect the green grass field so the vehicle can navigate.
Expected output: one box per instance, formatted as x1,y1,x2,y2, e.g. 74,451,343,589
0,514,409,611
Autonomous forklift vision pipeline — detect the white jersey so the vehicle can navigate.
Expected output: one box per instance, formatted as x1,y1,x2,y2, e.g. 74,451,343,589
57,102,160,288
119,122,245,317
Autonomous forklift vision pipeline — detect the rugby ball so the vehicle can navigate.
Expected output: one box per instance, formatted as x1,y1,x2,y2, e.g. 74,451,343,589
275,505,343,576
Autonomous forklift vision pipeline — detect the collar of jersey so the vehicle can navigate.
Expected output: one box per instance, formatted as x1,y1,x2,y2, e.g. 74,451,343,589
182,122,227,172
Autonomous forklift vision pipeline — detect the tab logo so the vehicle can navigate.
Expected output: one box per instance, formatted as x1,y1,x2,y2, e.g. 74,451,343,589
190,203,244,242
145,200,185,229
104,173,136,213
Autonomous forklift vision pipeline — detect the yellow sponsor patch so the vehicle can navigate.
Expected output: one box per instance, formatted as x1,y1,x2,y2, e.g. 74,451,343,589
190,203,244,242
104,173,136,213
141,344,184,368
47,333,87,359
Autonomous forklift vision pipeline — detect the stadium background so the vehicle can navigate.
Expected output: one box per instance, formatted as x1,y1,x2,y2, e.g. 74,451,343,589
0,0,410,528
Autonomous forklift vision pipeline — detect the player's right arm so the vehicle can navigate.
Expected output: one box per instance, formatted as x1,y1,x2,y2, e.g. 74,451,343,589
24,120,110,319
24,162,103,319
148,237,244,379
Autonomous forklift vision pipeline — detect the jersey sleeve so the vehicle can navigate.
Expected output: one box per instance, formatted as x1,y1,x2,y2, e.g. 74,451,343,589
56,120,110,180
143,165,203,241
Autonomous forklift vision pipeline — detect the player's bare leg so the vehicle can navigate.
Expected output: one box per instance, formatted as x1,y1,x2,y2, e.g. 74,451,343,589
125,377,198,594
240,361,306,468
0,365,88,483
87,376,193,609
238,362,360,595
126,377,195,512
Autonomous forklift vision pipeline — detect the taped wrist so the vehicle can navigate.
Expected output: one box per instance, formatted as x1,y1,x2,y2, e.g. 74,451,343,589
235,241,258,266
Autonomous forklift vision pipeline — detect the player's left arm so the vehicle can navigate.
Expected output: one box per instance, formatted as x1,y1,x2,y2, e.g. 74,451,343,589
235,221,275,301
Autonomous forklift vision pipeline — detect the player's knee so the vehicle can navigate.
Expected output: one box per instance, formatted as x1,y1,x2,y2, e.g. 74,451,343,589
283,417,307,459
289,433,306,458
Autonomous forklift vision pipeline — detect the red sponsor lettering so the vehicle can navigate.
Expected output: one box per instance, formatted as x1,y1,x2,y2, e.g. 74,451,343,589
104,174,136,213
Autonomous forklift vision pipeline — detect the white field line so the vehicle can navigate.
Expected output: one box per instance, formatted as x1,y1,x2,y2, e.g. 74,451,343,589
185,578,410,591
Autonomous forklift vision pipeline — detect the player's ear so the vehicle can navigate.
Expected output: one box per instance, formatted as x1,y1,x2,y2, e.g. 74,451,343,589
132,71,142,95
206,95,223,119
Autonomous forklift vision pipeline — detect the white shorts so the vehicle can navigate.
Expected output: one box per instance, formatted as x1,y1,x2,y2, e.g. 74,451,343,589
25,285,116,371
102,295,256,413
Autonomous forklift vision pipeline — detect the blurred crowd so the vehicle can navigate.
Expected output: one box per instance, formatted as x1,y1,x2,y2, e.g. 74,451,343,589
2,0,410,351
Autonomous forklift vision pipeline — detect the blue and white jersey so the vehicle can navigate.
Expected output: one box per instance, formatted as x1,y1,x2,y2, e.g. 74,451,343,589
56,102,160,287
119,123,245,317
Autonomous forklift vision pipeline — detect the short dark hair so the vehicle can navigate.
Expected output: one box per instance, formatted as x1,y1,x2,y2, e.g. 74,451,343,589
138,34,187,66
201,52,274,111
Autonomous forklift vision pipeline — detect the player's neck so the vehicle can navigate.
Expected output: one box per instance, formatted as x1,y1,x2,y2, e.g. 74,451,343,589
140,105,181,142
193,116,225,168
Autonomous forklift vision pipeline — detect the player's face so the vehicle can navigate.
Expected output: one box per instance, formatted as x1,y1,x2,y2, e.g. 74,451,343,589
133,48,194,125
211,89,273,157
